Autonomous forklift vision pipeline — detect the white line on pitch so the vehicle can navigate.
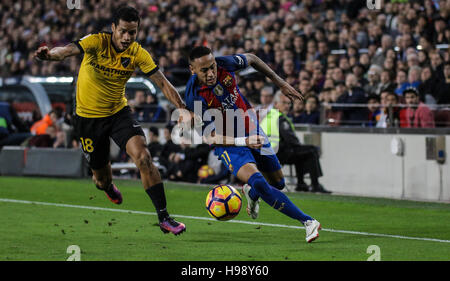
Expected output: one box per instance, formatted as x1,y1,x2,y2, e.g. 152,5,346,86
1,198,450,244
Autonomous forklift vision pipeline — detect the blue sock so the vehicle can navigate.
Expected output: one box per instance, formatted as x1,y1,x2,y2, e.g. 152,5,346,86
247,173,313,224
248,177,285,199
248,184,260,201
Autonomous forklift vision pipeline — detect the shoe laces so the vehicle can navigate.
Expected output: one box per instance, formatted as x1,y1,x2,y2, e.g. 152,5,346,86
162,216,179,227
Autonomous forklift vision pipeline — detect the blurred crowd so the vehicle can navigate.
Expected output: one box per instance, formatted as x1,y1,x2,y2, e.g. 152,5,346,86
1,0,450,129
2,0,450,188
0,101,77,149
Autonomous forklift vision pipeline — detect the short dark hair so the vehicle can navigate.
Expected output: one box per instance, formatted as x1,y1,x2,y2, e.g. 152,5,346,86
380,90,393,96
403,87,419,96
113,5,140,26
386,92,399,102
304,94,320,105
149,126,159,137
367,94,380,103
189,46,212,63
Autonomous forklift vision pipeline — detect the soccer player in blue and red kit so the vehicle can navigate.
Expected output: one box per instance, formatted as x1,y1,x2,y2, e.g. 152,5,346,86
184,46,321,242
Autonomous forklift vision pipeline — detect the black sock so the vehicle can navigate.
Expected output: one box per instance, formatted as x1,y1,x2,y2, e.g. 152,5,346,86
311,177,319,187
145,183,169,222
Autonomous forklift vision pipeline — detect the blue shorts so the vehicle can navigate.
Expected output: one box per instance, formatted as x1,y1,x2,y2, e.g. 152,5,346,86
214,143,282,177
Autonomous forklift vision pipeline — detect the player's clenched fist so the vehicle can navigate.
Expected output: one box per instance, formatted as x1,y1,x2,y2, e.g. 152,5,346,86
246,135,266,149
34,46,51,61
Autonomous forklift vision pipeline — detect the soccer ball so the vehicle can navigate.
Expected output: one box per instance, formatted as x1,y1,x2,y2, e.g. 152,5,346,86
198,165,214,179
205,184,242,221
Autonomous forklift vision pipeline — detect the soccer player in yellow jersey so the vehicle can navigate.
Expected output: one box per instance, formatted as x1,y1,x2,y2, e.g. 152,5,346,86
34,6,186,235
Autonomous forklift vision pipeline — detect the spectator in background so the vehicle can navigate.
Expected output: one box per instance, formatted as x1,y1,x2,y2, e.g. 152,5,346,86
318,86,333,105
0,101,32,147
377,91,401,128
372,34,394,67
383,55,396,73
336,73,368,126
298,78,313,97
364,64,382,96
159,124,181,178
418,50,430,67
262,92,328,193
334,81,347,101
281,59,296,78
131,90,148,123
166,141,210,183
359,53,371,71
433,16,448,45
406,52,420,68
419,65,438,104
166,50,190,85
311,62,325,92
331,67,345,84
255,86,274,119
322,82,346,126
70,135,80,149
296,95,321,125
436,62,450,105
145,94,167,123
430,51,445,82
394,69,409,96
289,98,305,124
400,87,435,128
30,109,61,135
378,69,396,95
352,63,368,88
27,125,66,148
406,65,422,89
147,127,163,159
366,95,381,127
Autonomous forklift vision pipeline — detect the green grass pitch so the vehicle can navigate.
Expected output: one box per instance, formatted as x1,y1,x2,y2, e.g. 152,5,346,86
0,176,449,261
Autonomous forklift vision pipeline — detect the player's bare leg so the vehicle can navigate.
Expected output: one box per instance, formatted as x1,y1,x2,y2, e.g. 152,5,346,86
262,169,285,190
126,135,185,235
92,163,122,204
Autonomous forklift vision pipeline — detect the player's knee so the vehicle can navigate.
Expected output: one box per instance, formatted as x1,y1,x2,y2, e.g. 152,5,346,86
133,150,152,171
272,178,286,190
248,172,272,197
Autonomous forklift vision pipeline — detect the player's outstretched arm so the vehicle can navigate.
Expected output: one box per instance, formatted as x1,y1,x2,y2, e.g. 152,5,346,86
243,53,304,101
149,70,186,109
34,43,81,61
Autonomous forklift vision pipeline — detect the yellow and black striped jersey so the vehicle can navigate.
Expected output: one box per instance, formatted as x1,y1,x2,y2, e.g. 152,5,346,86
74,32,158,118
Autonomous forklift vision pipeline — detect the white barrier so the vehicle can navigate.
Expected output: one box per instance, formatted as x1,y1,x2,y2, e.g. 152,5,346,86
0,147,87,178
296,131,450,203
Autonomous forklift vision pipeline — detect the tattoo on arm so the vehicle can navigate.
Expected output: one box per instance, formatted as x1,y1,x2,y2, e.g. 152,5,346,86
49,43,80,61
65,43,80,56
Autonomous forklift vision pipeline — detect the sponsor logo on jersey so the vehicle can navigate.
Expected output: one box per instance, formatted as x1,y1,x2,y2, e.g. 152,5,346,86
121,57,131,68
88,61,133,76
223,75,233,87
